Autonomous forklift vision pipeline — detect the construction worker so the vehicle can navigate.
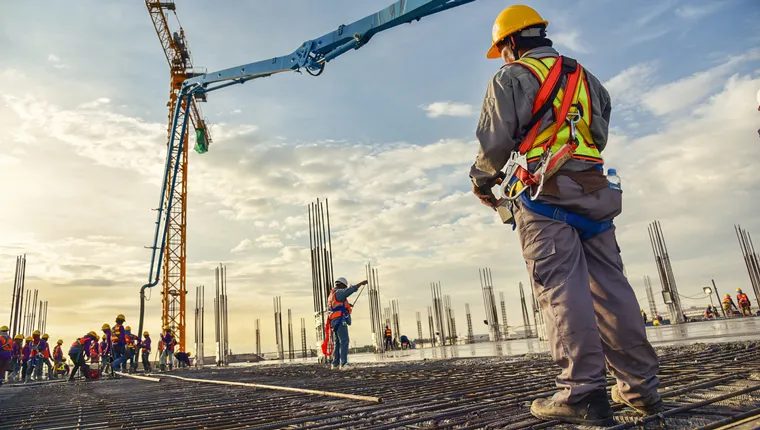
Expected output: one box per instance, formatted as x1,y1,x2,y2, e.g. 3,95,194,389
174,351,191,368
160,327,175,371
0,326,12,386
124,326,137,373
470,6,661,425
737,288,752,316
21,336,32,383
704,305,716,320
9,334,23,382
722,294,738,318
68,331,97,382
111,314,127,372
399,335,412,350
52,339,64,376
384,325,393,351
34,333,53,380
327,277,367,370
101,323,113,360
641,309,647,323
89,336,100,368
54,357,70,378
141,332,152,372
29,330,42,381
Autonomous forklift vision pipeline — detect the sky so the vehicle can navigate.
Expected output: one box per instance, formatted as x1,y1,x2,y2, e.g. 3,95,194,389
1,0,759,357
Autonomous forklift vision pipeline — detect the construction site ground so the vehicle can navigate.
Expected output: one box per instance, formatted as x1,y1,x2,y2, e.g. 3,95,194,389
2,339,760,429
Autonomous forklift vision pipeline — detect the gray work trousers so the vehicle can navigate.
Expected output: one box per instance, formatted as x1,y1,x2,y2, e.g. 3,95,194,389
514,174,660,406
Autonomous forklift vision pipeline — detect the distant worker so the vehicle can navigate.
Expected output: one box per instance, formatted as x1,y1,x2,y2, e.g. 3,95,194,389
141,331,152,372
111,314,128,372
8,334,23,382
29,330,42,381
124,326,137,373
54,357,70,378
737,289,752,316
641,309,647,323
0,326,12,386
160,327,176,371
174,351,191,368
470,5,661,425
399,335,412,350
35,333,53,380
326,277,367,370
722,294,738,318
21,336,33,383
53,339,64,372
101,323,113,361
89,336,100,367
384,326,393,351
704,305,715,320
68,331,98,382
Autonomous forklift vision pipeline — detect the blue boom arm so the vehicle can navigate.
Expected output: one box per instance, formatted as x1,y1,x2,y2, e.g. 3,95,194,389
138,0,476,335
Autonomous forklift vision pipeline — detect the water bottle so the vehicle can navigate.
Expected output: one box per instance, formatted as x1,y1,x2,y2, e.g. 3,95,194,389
607,168,622,191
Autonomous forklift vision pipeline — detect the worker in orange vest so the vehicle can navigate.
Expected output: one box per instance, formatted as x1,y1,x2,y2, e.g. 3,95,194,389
383,326,393,351
0,326,12,386
52,339,64,375
722,294,738,317
68,332,98,382
470,5,661,425
736,289,752,316
326,277,367,370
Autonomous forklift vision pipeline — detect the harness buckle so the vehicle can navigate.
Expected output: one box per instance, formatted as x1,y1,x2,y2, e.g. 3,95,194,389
498,152,529,202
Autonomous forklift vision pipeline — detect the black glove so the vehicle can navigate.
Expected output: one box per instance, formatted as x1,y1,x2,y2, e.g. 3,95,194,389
472,172,506,209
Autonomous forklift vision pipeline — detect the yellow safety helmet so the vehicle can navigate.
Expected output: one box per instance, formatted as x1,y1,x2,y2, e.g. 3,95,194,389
57,339,63,344
14,334,24,340
0,325,8,332
143,331,150,336
116,314,126,321
164,326,171,331
25,336,32,341
125,326,131,331
102,323,110,331
487,5,549,59
737,288,743,293
88,331,98,338
725,294,731,298
42,334,49,339
33,330,41,336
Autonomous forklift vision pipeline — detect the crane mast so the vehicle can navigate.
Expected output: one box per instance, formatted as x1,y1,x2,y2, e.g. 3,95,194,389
145,0,211,353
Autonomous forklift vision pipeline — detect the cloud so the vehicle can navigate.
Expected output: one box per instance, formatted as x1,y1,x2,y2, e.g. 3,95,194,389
420,101,476,118
47,53,69,69
675,3,723,20
604,62,657,109
553,30,589,54
230,239,254,253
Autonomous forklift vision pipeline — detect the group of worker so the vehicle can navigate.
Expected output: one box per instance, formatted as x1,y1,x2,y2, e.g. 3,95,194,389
1,313,188,385
720,289,754,317
381,326,413,351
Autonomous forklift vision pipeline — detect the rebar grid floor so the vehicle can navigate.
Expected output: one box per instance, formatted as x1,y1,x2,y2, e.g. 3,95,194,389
1,342,758,429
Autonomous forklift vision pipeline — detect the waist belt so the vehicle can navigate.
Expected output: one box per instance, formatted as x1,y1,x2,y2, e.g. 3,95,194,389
517,192,613,240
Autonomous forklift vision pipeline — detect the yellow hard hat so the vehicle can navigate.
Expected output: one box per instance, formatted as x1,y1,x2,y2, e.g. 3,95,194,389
726,294,731,298
57,339,63,344
88,331,98,338
25,336,32,341
102,323,110,330
143,331,150,336
0,325,8,332
14,334,24,340
42,334,49,339
33,330,41,336
737,288,742,292
116,314,126,321
487,5,549,59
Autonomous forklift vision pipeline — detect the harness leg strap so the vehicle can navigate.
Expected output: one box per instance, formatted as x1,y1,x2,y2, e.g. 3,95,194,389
518,193,613,240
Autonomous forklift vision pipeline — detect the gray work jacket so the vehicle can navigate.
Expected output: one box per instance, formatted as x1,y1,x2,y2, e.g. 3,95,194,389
470,46,612,187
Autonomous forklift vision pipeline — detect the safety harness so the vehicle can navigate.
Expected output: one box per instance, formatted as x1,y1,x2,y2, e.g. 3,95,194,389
496,55,613,240
320,290,353,357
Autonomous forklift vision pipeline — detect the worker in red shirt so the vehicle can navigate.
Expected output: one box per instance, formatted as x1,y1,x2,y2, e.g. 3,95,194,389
35,333,54,380
0,326,12,386
68,332,98,382
737,289,752,316
53,339,64,374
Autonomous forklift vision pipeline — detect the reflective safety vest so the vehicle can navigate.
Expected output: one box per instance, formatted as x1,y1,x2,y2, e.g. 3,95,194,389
126,334,135,349
30,338,40,357
327,289,352,323
112,323,123,344
0,334,11,353
53,345,63,360
738,293,750,306
384,328,392,338
512,56,602,164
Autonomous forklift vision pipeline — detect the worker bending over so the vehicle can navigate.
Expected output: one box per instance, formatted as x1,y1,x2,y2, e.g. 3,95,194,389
470,6,661,425
704,305,716,320
736,289,752,316
68,331,97,382
328,277,367,370
722,294,738,317
0,326,11,386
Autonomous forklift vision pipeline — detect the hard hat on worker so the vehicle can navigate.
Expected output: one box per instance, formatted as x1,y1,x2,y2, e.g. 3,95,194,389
725,294,731,298
486,5,548,59
144,331,150,336
102,323,110,330
42,334,49,339
0,325,8,332
737,288,743,293
125,326,131,331
335,277,348,288
57,339,63,344
116,314,125,321
25,336,32,341
87,331,98,338
33,330,40,336
14,334,24,340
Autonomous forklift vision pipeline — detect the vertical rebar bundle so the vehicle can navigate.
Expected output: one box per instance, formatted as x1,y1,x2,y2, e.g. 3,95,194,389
465,303,474,343
273,297,284,360
427,306,436,347
309,198,335,352
194,285,205,367
519,282,533,338
499,292,508,339
479,268,501,342
390,299,401,342
445,296,457,345
416,312,424,347
735,225,760,308
366,264,383,353
214,265,229,366
644,275,658,318
255,319,261,356
430,282,446,345
22,289,40,336
300,318,307,358
287,309,294,360
8,255,26,337
648,220,685,323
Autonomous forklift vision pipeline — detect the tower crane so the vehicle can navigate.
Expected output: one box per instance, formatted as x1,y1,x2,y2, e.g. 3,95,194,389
138,0,476,338
145,0,212,353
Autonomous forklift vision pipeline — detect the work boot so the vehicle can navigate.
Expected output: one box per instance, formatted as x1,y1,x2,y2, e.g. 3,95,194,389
530,391,614,426
611,385,663,416
340,364,352,371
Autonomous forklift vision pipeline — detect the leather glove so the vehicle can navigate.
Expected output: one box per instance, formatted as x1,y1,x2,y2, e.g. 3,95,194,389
472,172,505,210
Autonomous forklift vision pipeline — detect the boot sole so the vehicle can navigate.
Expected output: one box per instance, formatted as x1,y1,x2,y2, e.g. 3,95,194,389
611,388,663,416
530,404,615,426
